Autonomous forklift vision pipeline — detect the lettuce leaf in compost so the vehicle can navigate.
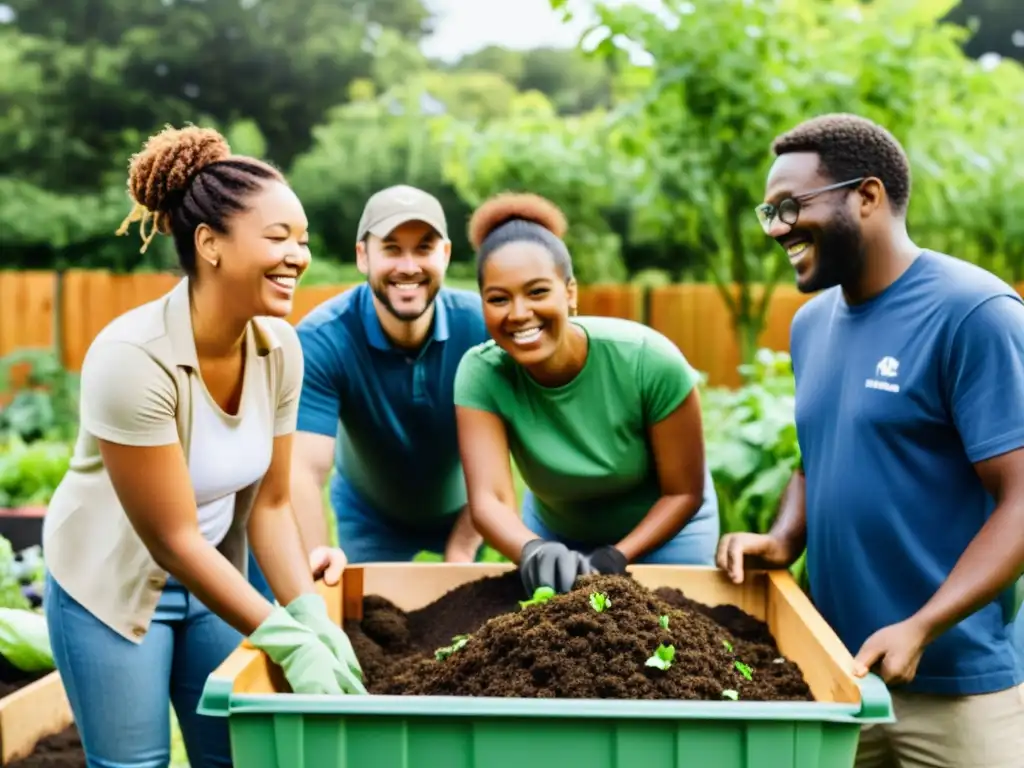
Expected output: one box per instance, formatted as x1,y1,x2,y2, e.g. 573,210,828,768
0,607,54,672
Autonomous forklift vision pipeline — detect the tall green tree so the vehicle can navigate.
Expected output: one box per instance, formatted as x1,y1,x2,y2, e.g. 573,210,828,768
561,0,1023,366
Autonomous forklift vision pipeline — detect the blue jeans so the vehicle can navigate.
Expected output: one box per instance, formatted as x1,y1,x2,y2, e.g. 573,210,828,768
45,572,240,768
247,478,459,597
247,550,274,602
332,477,458,563
521,486,720,565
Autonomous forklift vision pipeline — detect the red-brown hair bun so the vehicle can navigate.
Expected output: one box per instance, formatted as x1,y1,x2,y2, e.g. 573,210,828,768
467,192,568,250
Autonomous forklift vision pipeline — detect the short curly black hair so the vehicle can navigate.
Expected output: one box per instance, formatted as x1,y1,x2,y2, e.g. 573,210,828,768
772,113,911,215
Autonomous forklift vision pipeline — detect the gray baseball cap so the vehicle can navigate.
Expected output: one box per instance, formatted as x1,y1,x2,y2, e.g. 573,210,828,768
355,185,448,243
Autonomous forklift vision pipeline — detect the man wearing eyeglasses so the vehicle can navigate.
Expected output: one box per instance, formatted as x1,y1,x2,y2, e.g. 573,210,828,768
717,113,1024,767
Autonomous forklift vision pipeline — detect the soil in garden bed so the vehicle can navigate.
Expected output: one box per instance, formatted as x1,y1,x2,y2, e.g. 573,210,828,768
344,571,814,702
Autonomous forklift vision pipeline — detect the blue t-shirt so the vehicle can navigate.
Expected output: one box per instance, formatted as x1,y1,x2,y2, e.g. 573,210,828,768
791,250,1024,696
295,282,488,529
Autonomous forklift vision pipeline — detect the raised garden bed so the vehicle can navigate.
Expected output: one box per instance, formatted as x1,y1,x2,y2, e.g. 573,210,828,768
199,564,894,768
0,654,76,766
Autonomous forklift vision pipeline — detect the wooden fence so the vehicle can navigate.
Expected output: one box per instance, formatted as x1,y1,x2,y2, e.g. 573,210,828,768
0,270,820,387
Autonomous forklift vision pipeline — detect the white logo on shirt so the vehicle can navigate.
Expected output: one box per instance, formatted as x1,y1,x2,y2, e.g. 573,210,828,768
865,356,900,393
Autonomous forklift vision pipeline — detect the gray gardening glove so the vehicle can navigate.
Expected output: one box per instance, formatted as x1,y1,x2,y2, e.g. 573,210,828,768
519,539,594,595
584,545,628,575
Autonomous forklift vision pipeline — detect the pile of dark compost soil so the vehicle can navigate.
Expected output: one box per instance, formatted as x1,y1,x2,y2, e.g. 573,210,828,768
344,572,813,701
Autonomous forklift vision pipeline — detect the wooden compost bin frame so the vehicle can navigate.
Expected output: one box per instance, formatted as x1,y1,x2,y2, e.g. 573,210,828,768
0,669,74,764
213,563,863,707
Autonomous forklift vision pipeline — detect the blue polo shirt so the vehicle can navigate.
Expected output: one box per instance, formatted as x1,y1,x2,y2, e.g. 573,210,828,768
791,250,1024,696
295,283,488,529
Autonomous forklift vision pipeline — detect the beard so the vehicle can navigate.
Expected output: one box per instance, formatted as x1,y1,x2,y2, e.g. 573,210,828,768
370,277,440,321
799,208,866,294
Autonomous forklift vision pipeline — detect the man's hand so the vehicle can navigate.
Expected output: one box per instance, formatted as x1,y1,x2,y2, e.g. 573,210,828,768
853,617,930,686
308,546,347,586
715,532,793,584
444,505,484,563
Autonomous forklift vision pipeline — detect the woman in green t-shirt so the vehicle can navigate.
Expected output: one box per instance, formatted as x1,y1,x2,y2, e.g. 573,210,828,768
453,193,719,596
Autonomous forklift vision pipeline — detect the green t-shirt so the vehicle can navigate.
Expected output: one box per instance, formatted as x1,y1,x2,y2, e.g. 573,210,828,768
453,316,705,544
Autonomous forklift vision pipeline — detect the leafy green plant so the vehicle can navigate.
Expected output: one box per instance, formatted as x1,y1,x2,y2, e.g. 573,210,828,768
645,643,675,671
589,592,610,612
434,634,470,661
0,608,53,671
0,349,79,445
519,586,556,609
658,614,669,629
701,349,809,589
734,661,753,681
722,640,734,653
0,435,72,508
0,535,29,610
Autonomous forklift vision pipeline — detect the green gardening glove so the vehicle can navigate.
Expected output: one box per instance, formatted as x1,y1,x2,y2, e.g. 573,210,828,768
248,605,367,695
286,593,364,683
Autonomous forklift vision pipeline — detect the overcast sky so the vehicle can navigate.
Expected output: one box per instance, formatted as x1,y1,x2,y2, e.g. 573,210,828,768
420,0,654,61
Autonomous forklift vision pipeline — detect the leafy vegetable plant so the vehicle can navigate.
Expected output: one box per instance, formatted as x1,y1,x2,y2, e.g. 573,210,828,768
519,586,556,609
589,592,610,612
645,643,675,671
0,607,53,672
435,634,470,661
734,660,753,681
658,614,669,629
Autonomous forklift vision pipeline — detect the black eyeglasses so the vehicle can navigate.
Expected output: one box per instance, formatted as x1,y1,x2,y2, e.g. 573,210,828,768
754,177,865,233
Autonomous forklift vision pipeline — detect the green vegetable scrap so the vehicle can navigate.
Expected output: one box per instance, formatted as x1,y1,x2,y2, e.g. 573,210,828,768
722,639,733,652
0,607,54,672
734,660,753,681
434,634,470,661
589,592,611,612
721,689,739,701
645,643,676,671
658,614,669,629
519,586,556,609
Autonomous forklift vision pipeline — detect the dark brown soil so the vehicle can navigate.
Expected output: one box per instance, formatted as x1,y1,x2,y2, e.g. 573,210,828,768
344,572,813,702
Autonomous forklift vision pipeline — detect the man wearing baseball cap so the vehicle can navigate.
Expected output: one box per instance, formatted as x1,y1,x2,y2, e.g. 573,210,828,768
259,185,489,588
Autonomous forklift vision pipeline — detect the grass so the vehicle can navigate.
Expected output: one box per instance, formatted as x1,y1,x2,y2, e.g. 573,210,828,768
170,711,189,767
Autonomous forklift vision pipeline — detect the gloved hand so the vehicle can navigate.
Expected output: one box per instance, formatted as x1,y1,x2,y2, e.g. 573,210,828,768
519,539,594,595
585,545,628,575
286,592,364,682
248,606,367,695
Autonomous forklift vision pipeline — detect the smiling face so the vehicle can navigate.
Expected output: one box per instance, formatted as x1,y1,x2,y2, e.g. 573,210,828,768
357,220,450,322
196,179,311,318
762,152,866,294
480,241,578,367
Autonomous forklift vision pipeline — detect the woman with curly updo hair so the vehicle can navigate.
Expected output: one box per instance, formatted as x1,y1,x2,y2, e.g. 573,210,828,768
454,193,720,597
42,125,365,767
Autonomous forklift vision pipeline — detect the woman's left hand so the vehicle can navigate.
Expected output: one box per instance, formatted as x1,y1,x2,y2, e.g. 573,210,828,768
308,546,347,586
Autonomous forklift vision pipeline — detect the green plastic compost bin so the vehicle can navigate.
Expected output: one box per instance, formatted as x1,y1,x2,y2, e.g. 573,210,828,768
198,564,895,768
